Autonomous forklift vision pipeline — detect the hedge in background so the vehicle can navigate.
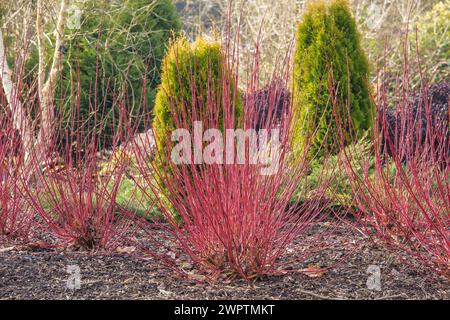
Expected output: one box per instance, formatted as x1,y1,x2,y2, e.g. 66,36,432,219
26,0,181,147
292,0,372,158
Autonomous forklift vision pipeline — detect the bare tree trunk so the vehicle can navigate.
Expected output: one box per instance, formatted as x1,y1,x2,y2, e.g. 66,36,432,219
1,0,69,166
36,0,69,153
0,29,34,157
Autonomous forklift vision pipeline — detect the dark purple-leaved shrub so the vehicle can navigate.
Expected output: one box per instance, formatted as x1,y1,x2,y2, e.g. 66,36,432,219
378,81,449,164
243,81,290,131
336,71,449,278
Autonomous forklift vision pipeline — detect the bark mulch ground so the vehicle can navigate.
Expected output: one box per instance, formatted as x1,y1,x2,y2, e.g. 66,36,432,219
0,221,448,300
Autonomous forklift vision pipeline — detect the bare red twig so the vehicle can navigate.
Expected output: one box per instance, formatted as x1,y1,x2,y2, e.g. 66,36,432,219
334,39,449,278
126,32,337,281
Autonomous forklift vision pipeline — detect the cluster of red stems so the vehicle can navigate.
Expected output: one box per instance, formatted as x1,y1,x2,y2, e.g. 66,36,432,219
0,38,448,281
333,69,449,278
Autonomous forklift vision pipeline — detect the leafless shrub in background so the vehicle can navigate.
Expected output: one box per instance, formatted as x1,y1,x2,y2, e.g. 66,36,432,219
176,0,305,84
176,0,446,88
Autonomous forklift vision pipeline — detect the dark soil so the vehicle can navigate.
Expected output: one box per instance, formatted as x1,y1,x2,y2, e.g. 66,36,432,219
0,222,448,300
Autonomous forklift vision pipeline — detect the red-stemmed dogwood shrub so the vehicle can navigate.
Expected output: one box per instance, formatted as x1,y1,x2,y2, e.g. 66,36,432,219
0,107,32,241
334,56,449,279
126,34,338,280
19,91,137,250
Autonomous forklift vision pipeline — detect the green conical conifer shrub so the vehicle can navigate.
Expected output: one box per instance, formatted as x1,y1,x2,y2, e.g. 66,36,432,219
292,0,373,158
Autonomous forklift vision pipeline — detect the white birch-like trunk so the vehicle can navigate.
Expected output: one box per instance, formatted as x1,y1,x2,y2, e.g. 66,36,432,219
0,29,34,155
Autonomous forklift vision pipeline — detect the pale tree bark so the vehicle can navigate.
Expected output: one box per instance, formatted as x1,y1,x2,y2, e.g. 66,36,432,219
36,0,69,151
0,0,69,164
0,29,34,156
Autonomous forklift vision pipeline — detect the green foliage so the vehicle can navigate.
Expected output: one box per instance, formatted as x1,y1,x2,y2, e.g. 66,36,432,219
292,135,398,209
152,36,242,167
298,135,373,207
116,176,161,220
292,0,373,158
26,0,181,145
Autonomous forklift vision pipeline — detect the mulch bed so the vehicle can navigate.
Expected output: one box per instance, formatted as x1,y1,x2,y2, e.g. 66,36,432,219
0,221,448,300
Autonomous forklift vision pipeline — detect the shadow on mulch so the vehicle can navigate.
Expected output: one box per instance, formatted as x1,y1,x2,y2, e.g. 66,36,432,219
0,221,448,300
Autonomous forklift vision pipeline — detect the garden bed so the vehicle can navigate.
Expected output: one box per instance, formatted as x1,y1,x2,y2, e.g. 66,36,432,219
1,221,448,300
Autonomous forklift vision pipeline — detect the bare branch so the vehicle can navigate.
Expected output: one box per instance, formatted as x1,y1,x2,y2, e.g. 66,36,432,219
0,29,34,154
36,0,69,150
